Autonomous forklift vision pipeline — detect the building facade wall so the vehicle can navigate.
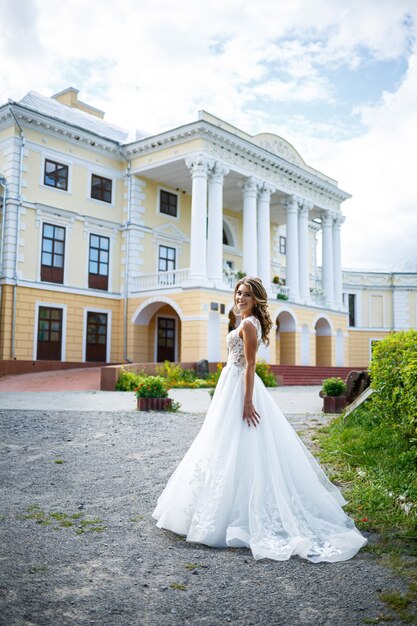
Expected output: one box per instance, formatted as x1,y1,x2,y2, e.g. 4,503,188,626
0,90,415,371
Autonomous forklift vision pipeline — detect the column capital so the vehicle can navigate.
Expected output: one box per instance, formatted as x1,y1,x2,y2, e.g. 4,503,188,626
285,194,301,213
333,213,346,227
185,154,213,177
242,177,260,196
299,205,309,219
302,200,314,211
258,183,275,200
209,161,230,183
321,211,334,227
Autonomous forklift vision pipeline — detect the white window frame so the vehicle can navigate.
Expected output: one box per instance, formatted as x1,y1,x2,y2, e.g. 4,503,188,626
157,243,177,273
85,231,114,292
347,291,361,328
156,186,180,220
369,293,385,329
33,302,67,361
82,307,112,363
87,170,115,207
369,337,383,361
38,219,68,286
40,152,72,194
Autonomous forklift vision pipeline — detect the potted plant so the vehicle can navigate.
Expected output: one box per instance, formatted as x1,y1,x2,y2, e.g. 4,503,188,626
320,377,347,414
135,376,173,411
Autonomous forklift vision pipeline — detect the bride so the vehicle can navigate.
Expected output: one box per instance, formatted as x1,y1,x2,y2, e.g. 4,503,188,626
152,277,367,562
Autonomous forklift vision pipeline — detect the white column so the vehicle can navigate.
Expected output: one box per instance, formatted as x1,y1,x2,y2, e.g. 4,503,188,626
333,213,345,308
207,163,229,285
321,211,335,306
298,201,311,302
186,155,211,282
285,195,300,300
257,184,274,289
242,178,258,276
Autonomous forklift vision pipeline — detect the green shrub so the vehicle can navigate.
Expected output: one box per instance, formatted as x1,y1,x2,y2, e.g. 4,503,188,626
321,377,346,397
134,376,168,398
115,369,143,391
256,360,277,387
370,330,417,440
155,360,222,388
155,360,197,383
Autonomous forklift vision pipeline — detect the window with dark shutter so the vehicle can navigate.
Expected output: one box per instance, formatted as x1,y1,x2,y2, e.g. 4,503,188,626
88,234,109,290
41,223,65,284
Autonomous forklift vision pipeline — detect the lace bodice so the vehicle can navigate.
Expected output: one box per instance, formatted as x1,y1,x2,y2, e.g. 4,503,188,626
226,316,262,369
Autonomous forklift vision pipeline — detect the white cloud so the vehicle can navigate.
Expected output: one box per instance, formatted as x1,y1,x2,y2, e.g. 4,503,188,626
305,52,417,269
0,0,416,269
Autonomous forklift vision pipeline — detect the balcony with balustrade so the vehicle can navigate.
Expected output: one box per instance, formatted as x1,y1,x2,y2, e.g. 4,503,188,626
130,268,334,310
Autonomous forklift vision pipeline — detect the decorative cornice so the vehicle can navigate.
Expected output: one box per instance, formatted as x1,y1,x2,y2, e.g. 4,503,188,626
123,120,351,207
343,270,417,287
0,104,123,157
0,102,351,208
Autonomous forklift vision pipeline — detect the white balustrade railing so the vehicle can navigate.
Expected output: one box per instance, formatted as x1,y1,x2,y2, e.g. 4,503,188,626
133,268,191,291
271,284,290,299
131,271,328,308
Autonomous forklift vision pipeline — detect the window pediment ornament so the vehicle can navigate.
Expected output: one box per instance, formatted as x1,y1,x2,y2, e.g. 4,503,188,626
35,204,75,234
153,223,188,245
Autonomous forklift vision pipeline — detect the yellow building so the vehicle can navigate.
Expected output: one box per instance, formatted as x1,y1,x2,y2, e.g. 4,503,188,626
0,87,414,371
343,258,417,366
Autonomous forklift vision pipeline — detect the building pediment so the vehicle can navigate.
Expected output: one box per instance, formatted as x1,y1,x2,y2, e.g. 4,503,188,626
252,133,305,167
153,223,188,243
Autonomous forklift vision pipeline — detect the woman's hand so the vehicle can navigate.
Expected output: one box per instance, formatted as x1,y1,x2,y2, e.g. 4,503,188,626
243,399,260,427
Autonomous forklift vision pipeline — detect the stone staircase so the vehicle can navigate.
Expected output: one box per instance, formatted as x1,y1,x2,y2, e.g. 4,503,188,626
270,365,366,386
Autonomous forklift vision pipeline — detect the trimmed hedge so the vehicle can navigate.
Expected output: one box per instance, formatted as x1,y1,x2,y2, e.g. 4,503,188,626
370,330,417,442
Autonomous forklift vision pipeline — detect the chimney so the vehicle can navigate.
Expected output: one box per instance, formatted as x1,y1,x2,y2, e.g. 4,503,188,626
52,87,105,119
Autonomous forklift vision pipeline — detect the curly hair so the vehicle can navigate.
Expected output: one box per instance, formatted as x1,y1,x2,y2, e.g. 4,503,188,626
234,277,273,346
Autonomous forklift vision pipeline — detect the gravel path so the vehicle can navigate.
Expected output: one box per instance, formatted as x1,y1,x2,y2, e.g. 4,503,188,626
0,408,410,626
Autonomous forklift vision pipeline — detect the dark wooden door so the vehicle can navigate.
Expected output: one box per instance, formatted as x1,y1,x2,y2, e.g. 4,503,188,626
157,317,175,362
37,307,62,360
86,312,107,362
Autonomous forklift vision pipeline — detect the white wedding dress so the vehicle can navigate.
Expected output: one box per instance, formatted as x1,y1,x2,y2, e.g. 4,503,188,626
152,316,367,562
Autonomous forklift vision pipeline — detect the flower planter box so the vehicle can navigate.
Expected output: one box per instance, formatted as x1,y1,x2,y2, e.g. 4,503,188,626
137,397,172,411
322,395,347,414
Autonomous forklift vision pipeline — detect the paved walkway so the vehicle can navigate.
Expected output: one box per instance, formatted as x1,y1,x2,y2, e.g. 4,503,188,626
0,366,324,414
0,366,102,391
0,383,322,415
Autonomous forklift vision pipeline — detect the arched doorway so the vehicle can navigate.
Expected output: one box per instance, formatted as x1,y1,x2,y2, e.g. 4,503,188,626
276,311,297,365
132,298,183,362
315,317,332,366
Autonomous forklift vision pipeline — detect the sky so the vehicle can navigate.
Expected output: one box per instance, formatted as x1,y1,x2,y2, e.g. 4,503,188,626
0,0,416,270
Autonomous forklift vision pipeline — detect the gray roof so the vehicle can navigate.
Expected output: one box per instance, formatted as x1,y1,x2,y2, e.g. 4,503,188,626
17,91,140,144
392,253,417,273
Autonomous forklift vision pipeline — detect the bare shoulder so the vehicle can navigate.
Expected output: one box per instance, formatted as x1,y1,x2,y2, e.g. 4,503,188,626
239,317,258,340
